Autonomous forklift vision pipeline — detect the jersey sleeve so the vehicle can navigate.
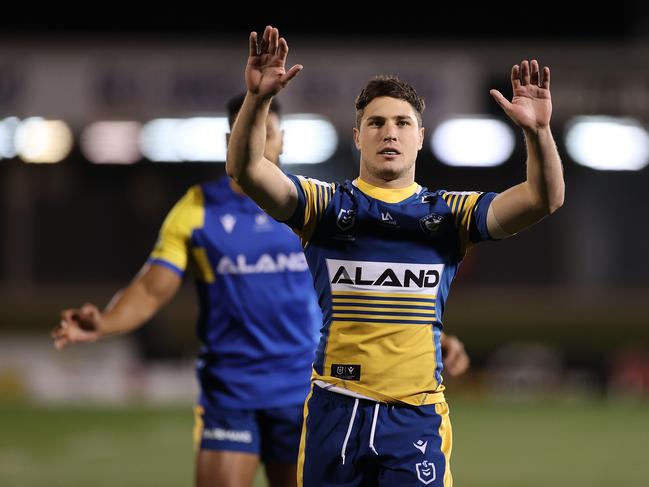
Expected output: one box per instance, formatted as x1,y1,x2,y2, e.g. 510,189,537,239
148,186,205,276
440,190,498,255
282,174,336,246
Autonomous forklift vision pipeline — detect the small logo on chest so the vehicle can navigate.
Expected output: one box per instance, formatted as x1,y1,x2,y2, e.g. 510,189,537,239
336,208,356,231
220,214,236,234
419,213,444,235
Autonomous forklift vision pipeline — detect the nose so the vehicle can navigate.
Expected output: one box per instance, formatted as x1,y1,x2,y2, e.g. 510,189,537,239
382,121,398,141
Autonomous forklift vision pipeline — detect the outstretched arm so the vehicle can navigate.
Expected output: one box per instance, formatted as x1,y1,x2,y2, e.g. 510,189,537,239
226,25,302,220
488,59,565,238
52,264,181,349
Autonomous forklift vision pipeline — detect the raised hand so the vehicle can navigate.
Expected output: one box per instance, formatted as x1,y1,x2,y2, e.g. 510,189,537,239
52,303,102,350
490,59,552,132
246,25,303,99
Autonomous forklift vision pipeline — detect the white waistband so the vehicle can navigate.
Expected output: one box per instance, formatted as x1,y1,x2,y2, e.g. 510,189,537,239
314,380,378,402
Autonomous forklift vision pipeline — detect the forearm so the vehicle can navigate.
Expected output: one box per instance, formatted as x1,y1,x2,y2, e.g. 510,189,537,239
226,93,272,182
98,280,163,338
523,126,565,214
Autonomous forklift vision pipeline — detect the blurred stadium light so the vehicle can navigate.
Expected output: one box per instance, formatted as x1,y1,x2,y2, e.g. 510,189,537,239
281,115,338,164
565,116,649,171
430,116,515,167
80,121,142,165
14,117,73,164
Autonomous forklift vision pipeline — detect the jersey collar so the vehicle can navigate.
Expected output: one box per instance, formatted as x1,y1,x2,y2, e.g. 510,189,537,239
353,178,421,203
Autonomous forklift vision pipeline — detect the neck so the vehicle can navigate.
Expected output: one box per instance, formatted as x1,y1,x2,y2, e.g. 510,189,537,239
358,167,415,189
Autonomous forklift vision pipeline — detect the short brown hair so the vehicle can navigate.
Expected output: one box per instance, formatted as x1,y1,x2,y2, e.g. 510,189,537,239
355,75,425,128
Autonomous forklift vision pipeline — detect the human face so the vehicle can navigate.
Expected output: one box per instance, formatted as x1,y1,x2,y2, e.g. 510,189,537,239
353,96,424,187
263,112,283,166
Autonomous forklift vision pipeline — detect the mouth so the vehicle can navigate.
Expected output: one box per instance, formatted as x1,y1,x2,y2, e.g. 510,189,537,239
378,148,401,158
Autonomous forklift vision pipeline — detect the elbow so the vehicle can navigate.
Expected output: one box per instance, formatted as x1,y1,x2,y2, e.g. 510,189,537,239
542,185,565,215
225,160,237,180
548,183,565,214
224,154,242,182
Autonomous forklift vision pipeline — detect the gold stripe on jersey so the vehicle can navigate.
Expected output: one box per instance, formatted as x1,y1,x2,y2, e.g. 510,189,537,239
333,290,436,300
296,384,314,487
332,290,436,324
191,247,215,283
436,401,453,487
295,176,336,245
150,186,205,272
313,321,444,405
441,191,482,255
354,177,420,203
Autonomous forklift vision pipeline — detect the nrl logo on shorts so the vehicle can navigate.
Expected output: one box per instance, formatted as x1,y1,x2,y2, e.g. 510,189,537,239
415,460,436,484
336,208,356,231
419,213,444,235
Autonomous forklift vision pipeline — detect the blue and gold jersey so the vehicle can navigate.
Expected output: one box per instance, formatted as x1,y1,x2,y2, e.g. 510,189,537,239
284,175,497,406
149,177,321,409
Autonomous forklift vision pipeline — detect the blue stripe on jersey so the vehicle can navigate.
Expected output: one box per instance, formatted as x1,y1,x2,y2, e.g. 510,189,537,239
148,257,184,276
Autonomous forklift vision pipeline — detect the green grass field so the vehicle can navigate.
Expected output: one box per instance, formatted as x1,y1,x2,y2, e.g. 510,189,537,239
1,398,647,486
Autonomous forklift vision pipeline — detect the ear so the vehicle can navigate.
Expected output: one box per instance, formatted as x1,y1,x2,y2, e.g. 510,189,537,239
280,129,284,155
418,127,425,150
353,127,361,150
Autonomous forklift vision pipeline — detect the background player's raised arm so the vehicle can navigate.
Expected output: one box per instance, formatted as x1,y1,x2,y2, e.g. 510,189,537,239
226,26,302,220
488,59,565,238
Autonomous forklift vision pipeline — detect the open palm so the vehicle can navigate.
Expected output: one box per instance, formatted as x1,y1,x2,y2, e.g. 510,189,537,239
490,59,552,131
246,25,302,99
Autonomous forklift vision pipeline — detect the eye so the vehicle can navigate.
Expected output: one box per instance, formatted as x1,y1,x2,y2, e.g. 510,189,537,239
397,120,410,126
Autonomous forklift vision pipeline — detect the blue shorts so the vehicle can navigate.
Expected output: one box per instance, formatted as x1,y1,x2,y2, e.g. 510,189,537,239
194,402,304,463
298,385,453,486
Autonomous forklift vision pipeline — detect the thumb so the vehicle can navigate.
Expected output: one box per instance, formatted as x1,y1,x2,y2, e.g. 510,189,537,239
280,64,303,85
489,89,511,111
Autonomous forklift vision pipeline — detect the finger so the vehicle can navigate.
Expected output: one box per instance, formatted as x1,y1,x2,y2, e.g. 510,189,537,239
51,321,67,339
269,27,279,56
80,303,97,318
531,59,540,86
281,64,303,85
261,25,272,53
542,66,550,90
489,89,511,111
278,37,288,63
61,308,77,323
54,337,69,350
511,64,521,90
249,31,258,56
521,60,530,85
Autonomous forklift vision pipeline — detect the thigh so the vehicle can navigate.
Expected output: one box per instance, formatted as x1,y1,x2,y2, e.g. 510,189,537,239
195,449,259,487
378,401,453,487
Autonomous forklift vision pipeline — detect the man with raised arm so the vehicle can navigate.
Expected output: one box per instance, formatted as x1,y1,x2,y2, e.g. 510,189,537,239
227,25,564,486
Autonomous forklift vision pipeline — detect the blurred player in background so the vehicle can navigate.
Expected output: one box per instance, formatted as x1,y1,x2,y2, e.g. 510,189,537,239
52,93,470,487
226,25,564,486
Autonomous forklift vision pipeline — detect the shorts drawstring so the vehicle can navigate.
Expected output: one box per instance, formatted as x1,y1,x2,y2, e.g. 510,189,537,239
340,399,381,464
369,402,380,455
341,398,359,465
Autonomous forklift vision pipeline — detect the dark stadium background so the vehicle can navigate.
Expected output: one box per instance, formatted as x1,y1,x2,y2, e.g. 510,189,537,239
1,4,648,486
